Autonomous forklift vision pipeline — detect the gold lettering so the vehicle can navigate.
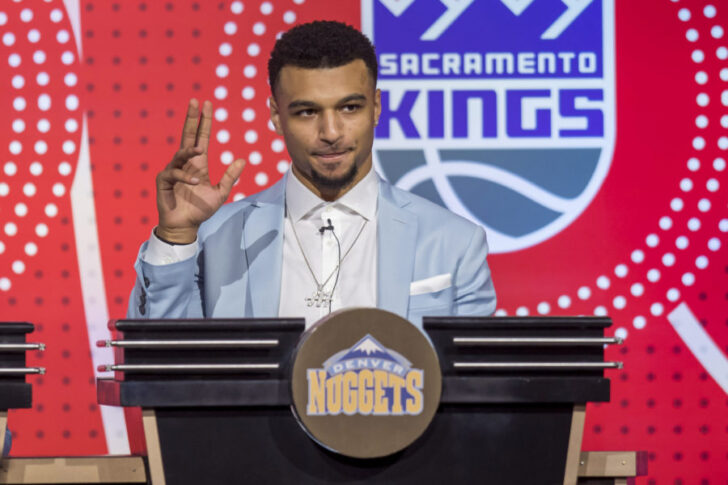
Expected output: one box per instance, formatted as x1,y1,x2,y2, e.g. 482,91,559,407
405,370,424,415
306,369,327,415
358,369,374,414
342,371,358,415
373,370,390,414
388,374,406,414
326,373,343,414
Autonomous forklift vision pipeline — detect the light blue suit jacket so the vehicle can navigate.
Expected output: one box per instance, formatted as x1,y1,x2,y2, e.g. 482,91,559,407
127,174,496,327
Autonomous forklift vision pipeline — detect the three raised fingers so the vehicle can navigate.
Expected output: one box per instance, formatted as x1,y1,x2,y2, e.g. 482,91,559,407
167,99,238,194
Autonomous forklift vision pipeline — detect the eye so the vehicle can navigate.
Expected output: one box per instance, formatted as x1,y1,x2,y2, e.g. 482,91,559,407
294,108,317,117
341,104,362,113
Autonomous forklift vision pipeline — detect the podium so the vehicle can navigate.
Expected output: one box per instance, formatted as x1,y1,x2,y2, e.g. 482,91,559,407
96,314,643,485
0,323,44,459
0,324,146,485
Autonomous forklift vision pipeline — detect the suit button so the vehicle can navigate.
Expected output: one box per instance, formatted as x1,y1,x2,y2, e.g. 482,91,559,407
143,277,150,288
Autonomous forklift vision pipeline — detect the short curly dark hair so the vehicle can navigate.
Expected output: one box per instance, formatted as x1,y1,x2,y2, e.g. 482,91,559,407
268,21,378,93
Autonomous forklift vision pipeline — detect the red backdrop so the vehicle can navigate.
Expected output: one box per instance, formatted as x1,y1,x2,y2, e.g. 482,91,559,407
1,1,726,483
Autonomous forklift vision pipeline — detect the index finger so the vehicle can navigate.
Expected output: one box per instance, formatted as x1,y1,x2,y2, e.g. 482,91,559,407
180,99,201,149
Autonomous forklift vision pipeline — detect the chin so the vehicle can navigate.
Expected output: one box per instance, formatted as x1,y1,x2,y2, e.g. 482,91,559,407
312,163,359,190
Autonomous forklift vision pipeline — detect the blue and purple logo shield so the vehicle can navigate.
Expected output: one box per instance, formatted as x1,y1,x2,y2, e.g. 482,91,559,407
364,0,615,253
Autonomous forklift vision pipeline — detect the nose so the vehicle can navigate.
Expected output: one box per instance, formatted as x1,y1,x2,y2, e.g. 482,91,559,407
319,110,342,145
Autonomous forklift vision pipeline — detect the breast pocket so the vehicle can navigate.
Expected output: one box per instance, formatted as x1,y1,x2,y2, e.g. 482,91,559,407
408,286,454,313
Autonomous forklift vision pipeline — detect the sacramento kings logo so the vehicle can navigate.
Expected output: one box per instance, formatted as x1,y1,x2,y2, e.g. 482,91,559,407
364,0,615,253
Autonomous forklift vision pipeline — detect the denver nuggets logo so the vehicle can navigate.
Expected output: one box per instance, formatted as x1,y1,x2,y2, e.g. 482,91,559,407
306,335,424,416
364,0,616,253
291,309,441,457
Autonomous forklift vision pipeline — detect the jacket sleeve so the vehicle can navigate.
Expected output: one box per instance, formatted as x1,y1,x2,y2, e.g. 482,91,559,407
453,224,496,316
126,241,204,319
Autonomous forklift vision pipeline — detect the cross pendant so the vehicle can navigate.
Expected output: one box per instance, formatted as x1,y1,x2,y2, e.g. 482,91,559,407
306,288,332,308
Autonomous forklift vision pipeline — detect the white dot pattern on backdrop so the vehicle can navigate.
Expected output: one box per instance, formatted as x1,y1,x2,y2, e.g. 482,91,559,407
524,0,728,348
210,2,303,203
647,269,661,283
596,275,610,289
0,2,82,297
221,151,234,165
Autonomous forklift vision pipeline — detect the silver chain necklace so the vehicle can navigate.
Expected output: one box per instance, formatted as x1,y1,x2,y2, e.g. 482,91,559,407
286,203,368,308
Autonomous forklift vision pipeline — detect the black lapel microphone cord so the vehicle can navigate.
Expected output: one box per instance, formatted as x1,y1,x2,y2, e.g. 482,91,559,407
319,218,341,314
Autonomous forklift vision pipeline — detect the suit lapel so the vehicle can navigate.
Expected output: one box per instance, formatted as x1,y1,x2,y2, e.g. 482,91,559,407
377,182,417,318
244,180,285,317
243,175,417,318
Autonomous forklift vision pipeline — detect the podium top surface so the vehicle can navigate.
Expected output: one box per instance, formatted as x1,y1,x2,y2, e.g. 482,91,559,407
110,318,305,332
424,316,612,330
0,322,35,334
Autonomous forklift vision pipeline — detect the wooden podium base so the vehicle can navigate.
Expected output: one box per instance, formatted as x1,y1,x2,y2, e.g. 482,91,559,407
0,452,644,485
0,457,146,484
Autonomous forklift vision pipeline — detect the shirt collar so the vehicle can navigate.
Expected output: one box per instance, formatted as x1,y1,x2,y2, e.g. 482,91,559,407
285,165,379,222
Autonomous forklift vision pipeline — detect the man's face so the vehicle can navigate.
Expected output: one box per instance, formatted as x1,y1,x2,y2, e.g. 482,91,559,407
269,60,381,197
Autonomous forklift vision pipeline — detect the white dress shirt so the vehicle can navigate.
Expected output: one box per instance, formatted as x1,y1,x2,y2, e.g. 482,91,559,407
142,167,379,328
279,166,378,326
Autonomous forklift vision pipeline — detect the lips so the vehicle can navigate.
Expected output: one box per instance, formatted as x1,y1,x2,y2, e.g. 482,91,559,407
312,148,353,163
315,152,347,160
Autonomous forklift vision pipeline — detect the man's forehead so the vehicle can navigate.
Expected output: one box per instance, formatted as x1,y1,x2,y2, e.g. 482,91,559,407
274,60,375,99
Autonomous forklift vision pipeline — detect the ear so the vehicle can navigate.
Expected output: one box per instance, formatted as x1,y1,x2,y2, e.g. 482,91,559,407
374,89,381,126
269,95,284,136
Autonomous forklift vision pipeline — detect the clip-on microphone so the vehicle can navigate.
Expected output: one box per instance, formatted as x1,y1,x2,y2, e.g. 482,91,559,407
319,219,335,234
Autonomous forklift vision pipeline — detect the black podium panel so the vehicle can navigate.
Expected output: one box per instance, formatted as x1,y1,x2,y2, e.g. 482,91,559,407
99,316,622,484
155,404,571,485
0,322,35,409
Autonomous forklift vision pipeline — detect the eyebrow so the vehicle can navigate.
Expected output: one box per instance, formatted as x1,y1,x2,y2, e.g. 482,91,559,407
287,94,368,111
338,94,367,104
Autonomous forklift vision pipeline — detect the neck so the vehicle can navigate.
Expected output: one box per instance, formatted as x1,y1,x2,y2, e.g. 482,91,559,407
292,160,372,201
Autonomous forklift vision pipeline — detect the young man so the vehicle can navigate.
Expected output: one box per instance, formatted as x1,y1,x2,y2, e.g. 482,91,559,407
127,21,495,327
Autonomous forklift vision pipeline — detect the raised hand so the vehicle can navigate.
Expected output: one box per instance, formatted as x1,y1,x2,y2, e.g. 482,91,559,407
155,99,246,244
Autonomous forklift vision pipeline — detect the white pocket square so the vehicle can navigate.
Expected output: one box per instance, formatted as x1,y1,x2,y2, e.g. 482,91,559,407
409,273,452,296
